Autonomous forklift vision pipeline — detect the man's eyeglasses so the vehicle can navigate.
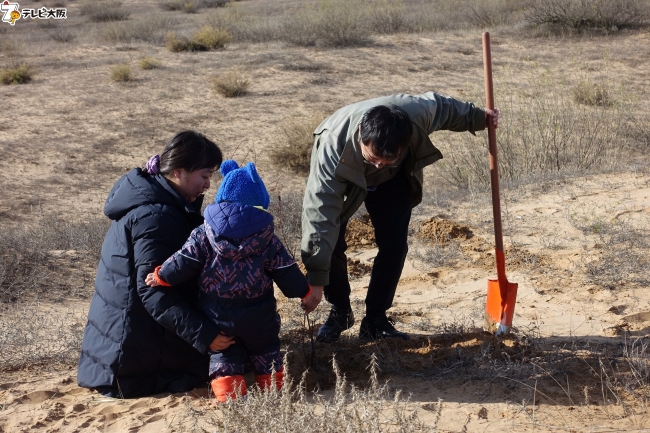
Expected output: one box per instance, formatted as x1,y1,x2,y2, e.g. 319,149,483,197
359,139,400,168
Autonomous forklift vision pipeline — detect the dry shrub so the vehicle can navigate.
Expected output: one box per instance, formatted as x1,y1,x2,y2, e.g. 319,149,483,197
165,26,231,52
206,5,281,43
165,32,200,52
573,80,613,106
270,114,325,174
466,0,523,28
369,0,406,34
277,0,372,47
0,304,86,371
49,29,75,43
171,355,428,432
437,70,634,189
524,0,650,31
1,64,33,85
192,25,232,49
212,69,250,97
182,1,200,14
0,37,24,58
160,0,230,11
200,0,230,8
280,9,320,47
159,0,186,11
165,32,206,51
139,56,162,70
0,214,108,304
80,0,130,22
575,220,650,290
268,191,304,260
312,0,372,47
103,16,177,44
110,63,134,82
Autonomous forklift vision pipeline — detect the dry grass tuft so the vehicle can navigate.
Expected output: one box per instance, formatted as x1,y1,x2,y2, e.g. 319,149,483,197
103,16,177,44
110,63,134,82
165,27,231,52
212,69,250,97
573,80,614,107
192,26,232,49
1,64,33,85
270,114,325,174
139,56,162,70
80,0,130,22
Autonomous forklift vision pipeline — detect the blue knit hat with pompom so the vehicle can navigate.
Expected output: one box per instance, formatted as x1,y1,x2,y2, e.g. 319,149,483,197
215,160,270,209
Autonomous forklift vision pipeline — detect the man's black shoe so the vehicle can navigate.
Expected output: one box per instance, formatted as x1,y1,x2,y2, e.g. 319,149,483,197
316,308,355,343
359,316,410,341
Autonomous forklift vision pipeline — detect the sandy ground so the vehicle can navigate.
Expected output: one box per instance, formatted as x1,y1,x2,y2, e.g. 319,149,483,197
1,1,650,431
2,170,648,432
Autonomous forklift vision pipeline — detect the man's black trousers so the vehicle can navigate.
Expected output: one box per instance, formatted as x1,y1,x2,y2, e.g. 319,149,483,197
324,166,413,318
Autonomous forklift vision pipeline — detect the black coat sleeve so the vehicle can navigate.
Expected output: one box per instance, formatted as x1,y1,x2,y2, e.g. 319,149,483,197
157,227,206,286
269,264,310,299
133,212,220,354
265,235,309,298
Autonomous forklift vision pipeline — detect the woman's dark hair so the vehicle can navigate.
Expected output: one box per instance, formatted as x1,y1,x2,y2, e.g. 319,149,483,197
159,130,223,175
359,105,413,159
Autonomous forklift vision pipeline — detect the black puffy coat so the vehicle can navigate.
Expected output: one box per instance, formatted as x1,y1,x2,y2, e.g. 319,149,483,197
77,168,221,398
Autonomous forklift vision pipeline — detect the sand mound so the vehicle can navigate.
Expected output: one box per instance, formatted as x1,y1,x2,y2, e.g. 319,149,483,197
419,218,473,244
345,215,376,249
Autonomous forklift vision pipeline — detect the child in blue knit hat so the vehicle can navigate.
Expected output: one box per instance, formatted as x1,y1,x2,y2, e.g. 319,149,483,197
145,160,321,402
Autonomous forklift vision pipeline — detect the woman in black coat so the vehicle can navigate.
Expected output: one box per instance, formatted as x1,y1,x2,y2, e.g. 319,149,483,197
78,131,234,398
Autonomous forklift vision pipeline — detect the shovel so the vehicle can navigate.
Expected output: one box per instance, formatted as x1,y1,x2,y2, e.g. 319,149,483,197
482,32,518,336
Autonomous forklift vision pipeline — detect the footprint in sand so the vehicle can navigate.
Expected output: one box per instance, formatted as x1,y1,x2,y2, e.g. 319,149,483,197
17,390,58,404
144,414,165,424
67,403,87,414
128,399,152,410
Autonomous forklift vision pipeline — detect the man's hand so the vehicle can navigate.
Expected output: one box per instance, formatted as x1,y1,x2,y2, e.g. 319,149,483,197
485,108,499,129
301,285,323,314
145,273,160,287
209,331,235,351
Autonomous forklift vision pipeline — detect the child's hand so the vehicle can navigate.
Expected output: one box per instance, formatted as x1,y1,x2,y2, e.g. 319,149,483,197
301,285,323,314
145,272,160,287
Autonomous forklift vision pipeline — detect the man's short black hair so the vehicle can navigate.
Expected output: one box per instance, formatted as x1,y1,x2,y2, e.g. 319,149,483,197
359,104,413,159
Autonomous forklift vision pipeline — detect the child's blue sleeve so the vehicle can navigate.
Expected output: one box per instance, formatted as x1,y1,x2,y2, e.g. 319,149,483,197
158,225,208,286
267,235,309,298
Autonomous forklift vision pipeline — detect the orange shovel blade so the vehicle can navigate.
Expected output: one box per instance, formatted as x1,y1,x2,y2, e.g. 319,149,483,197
484,279,518,335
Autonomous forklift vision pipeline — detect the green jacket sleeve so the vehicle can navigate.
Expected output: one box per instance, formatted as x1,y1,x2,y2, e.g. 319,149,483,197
409,91,485,135
301,130,348,286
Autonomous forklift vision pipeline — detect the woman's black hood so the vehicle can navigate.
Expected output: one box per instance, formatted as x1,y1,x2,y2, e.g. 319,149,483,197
103,168,202,221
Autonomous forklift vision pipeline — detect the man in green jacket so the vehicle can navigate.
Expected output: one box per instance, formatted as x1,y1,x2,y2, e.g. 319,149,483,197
301,91,498,342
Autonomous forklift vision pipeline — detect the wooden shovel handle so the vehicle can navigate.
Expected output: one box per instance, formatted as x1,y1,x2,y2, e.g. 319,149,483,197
483,32,504,256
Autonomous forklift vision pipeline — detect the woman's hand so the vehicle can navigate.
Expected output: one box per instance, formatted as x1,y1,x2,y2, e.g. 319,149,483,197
209,331,235,351
301,285,323,315
145,273,160,287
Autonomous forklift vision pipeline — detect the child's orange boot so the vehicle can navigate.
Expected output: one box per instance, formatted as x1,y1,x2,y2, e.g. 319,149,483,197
211,375,247,402
255,367,284,391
